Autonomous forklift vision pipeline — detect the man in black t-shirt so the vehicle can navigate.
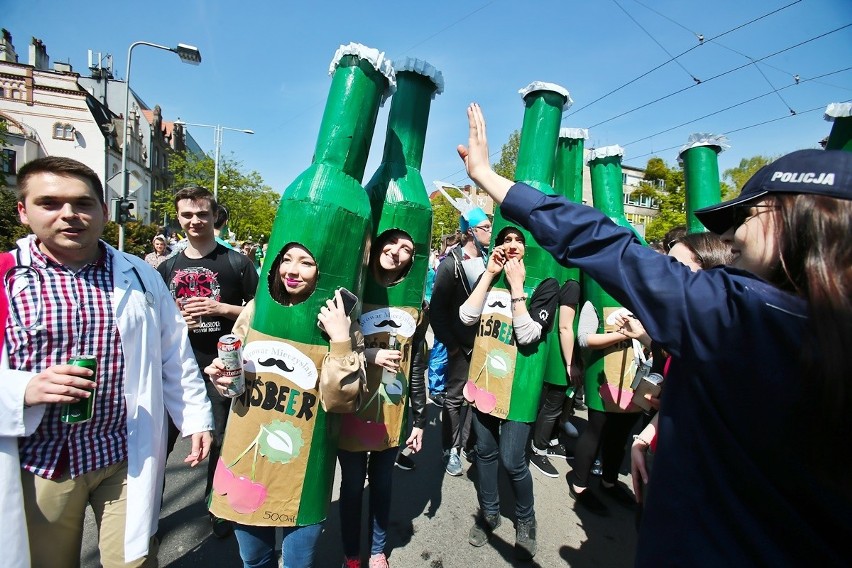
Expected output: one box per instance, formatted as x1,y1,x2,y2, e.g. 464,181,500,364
158,186,258,538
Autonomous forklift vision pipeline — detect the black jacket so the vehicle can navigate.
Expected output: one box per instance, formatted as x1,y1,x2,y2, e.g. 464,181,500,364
430,247,482,356
407,303,430,429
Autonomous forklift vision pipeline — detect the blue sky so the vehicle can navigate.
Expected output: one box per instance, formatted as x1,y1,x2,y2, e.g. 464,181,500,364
6,0,851,192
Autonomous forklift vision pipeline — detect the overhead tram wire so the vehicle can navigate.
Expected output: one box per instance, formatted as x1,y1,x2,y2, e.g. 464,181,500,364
621,66,852,147
627,100,850,162
563,0,803,119
630,0,797,114
613,0,700,84
586,23,852,130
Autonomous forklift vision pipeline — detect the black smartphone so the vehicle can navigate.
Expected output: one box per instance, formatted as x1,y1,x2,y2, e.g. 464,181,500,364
318,287,359,331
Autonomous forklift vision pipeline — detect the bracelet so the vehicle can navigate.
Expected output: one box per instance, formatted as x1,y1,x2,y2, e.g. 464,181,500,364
632,434,651,446
511,296,527,304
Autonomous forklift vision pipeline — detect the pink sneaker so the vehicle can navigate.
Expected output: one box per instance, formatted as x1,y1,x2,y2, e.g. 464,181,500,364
368,553,389,568
343,557,361,568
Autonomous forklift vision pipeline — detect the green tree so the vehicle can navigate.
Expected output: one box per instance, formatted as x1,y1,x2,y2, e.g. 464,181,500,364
628,157,687,242
154,150,279,241
493,129,520,181
720,155,774,199
0,119,29,250
430,193,460,249
102,221,158,258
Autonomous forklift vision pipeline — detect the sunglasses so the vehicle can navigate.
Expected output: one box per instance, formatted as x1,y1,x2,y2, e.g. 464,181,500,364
732,204,780,228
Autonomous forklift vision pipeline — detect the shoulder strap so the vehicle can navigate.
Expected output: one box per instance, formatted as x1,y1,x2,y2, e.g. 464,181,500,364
161,253,179,278
226,248,245,280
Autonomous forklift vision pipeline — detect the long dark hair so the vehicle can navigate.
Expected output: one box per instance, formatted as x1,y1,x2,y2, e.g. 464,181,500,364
772,193,852,469
268,243,317,306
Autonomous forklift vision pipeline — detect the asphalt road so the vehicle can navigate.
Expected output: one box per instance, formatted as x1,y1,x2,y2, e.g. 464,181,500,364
81,403,638,567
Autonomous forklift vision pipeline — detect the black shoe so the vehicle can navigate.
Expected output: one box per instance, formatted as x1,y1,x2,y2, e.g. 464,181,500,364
468,511,501,547
529,452,558,478
573,399,587,411
461,447,477,464
429,392,445,407
210,514,232,538
545,442,573,460
395,453,416,471
600,481,637,509
515,517,537,560
568,480,609,515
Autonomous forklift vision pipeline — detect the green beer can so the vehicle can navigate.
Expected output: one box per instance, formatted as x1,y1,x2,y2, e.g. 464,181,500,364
60,355,97,424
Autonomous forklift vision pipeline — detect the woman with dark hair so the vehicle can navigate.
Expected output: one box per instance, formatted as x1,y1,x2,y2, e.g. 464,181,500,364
458,102,851,565
338,229,428,568
459,225,559,561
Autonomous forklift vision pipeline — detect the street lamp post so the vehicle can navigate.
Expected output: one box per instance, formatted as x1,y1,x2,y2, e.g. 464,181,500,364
118,41,201,251
173,121,254,200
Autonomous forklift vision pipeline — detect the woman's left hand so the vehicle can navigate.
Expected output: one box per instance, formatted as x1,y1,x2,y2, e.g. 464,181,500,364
317,289,352,342
405,427,424,453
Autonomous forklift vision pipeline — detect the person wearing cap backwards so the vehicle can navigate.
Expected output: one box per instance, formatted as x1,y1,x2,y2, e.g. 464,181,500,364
457,102,851,566
430,207,491,476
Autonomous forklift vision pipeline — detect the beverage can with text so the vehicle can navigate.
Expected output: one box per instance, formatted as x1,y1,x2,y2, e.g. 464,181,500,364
217,334,245,397
60,355,97,424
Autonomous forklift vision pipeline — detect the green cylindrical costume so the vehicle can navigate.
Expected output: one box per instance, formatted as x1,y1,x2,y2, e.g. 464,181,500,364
679,133,728,233
542,127,588,391
468,82,570,422
583,145,647,413
211,43,395,527
340,58,443,452
824,102,852,152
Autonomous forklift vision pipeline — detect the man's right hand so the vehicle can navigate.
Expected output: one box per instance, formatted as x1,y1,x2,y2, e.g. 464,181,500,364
24,365,97,406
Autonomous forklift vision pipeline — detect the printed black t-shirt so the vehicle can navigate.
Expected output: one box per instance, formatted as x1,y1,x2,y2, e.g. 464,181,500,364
158,244,258,370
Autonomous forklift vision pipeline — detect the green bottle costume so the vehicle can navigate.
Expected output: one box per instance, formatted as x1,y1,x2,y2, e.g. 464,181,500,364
824,102,852,152
340,58,443,452
583,145,648,413
468,82,570,422
679,133,728,233
211,43,395,527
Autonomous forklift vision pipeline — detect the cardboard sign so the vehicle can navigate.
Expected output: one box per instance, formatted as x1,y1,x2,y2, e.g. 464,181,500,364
467,287,517,419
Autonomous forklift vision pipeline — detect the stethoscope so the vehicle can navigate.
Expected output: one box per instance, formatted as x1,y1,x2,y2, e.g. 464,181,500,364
4,259,155,334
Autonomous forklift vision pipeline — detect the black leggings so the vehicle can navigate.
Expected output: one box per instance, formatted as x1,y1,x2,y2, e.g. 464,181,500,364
572,409,640,487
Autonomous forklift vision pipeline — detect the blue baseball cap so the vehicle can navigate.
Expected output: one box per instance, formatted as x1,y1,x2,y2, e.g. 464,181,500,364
459,207,488,232
696,149,852,234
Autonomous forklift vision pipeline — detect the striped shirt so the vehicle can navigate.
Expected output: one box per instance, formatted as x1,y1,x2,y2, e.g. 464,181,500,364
9,238,127,479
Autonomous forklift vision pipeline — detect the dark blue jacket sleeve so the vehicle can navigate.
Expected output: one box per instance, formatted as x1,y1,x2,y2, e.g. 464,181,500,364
500,183,801,362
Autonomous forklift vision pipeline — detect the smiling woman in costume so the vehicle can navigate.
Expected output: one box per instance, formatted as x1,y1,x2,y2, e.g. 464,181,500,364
458,225,559,560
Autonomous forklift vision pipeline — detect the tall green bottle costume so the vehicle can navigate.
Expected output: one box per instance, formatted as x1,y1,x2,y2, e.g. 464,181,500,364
824,102,852,152
583,145,648,413
542,127,588,393
679,133,728,233
340,58,443,452
211,43,395,527
468,82,570,422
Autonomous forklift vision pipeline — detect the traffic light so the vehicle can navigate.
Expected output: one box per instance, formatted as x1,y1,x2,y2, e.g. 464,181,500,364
112,198,135,224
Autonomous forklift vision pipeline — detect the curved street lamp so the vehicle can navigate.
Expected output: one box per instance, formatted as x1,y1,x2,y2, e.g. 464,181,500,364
118,41,201,251
172,120,254,200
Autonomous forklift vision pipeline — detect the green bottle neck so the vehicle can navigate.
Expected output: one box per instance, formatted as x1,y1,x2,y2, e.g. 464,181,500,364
314,55,389,181
589,156,626,217
554,137,585,203
681,146,721,233
515,90,565,184
381,72,435,170
826,116,852,151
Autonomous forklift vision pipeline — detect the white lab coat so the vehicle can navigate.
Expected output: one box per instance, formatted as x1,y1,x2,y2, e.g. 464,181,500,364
0,238,214,564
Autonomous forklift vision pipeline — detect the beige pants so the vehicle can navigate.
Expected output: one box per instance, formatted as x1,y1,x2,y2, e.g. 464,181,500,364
20,460,158,568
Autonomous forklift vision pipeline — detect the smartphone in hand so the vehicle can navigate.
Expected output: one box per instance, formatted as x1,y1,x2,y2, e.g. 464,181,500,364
318,287,359,331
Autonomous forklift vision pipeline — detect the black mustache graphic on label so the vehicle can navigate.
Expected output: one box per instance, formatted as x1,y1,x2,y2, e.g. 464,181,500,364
258,358,295,373
375,319,402,328
488,301,507,309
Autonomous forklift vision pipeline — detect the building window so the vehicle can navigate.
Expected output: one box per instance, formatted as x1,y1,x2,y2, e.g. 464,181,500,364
11,89,20,99
1,149,16,174
53,122,74,141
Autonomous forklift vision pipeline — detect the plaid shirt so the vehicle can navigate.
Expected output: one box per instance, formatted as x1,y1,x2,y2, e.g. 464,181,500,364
9,238,127,479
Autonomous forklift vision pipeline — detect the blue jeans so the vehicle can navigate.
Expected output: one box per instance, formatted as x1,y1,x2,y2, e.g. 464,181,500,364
233,522,324,568
337,447,398,557
472,410,535,521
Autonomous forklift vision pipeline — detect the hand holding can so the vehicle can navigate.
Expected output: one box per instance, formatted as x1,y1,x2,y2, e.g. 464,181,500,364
60,355,97,424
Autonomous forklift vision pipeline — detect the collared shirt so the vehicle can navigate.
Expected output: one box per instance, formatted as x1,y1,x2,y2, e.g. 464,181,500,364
8,238,127,479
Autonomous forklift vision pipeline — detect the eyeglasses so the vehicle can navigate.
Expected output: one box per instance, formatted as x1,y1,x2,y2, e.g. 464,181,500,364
732,204,780,228
473,225,492,233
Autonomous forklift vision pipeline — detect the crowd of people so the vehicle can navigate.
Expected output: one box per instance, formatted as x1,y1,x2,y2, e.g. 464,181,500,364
1,98,850,568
